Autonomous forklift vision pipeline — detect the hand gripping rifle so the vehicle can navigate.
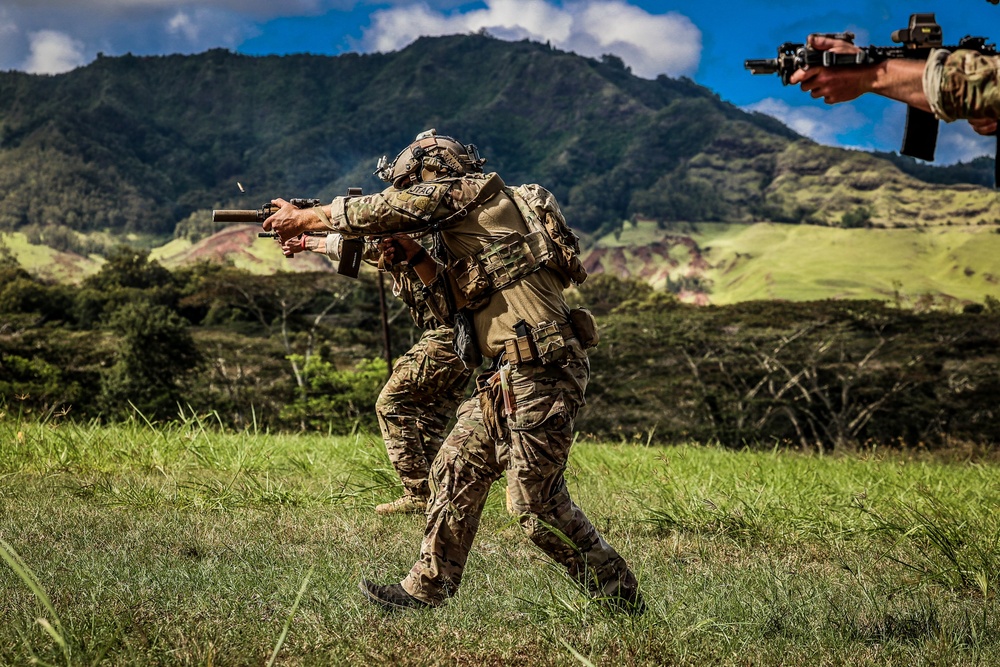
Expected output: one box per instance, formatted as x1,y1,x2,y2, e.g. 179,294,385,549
745,13,999,185
212,188,366,277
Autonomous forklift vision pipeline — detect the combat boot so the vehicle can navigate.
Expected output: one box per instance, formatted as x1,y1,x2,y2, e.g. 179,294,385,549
601,587,646,616
375,494,428,515
359,579,430,610
591,562,646,615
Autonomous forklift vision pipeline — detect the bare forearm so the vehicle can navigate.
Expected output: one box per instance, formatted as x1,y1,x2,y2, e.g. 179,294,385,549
870,59,931,112
791,35,932,111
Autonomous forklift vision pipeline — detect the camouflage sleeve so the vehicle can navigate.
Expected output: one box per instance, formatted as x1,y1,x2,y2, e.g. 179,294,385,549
384,265,450,329
924,48,1000,122
328,182,453,237
323,233,343,260
327,174,501,237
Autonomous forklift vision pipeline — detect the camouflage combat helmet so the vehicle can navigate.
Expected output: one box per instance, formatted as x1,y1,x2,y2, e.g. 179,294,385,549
375,129,485,188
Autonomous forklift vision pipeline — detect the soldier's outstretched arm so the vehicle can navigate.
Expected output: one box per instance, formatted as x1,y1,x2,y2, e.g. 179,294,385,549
280,233,343,258
789,34,929,110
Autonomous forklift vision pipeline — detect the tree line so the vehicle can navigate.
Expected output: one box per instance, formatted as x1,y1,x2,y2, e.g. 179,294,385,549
2,249,998,449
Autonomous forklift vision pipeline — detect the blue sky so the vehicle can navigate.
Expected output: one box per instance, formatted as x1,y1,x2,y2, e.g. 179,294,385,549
0,1,997,163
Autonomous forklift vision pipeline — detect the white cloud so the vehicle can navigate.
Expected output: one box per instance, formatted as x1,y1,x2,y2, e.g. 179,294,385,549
362,1,573,52
21,30,86,74
0,1,332,70
0,2,271,71
168,11,201,42
743,97,869,147
362,4,501,53
362,0,702,78
575,2,700,77
1,0,326,14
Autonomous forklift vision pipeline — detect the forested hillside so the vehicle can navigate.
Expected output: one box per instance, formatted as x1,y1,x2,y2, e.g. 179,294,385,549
0,33,997,250
3,248,998,447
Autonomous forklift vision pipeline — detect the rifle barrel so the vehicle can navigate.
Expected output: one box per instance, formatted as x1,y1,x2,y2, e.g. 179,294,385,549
744,59,779,74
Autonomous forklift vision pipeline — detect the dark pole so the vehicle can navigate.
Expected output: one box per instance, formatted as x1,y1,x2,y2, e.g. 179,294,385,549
342,185,392,376
377,272,392,378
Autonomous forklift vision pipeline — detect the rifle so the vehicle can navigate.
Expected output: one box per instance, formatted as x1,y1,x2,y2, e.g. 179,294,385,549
212,189,365,277
745,13,999,184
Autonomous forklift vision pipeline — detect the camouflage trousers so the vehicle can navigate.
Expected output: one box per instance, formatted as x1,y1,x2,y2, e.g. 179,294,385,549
376,325,474,498
400,345,638,604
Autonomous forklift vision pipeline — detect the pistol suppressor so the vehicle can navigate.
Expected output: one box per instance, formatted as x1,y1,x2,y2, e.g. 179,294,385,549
213,209,264,223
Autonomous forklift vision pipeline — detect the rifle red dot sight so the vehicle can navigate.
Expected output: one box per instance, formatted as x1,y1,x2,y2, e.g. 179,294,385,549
891,13,942,48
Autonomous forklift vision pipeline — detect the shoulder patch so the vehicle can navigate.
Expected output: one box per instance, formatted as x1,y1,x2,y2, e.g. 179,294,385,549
388,181,450,221
408,184,438,197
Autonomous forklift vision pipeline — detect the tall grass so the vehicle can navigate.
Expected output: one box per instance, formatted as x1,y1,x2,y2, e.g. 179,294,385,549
1,412,998,665
0,537,71,666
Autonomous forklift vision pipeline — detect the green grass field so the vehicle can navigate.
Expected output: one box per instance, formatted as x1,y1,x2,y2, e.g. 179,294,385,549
2,412,999,666
594,221,1000,305
0,233,103,284
8,220,1000,308
693,223,1000,305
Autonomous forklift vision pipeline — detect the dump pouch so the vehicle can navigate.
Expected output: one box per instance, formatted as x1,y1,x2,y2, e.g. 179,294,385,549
476,369,508,441
568,307,600,349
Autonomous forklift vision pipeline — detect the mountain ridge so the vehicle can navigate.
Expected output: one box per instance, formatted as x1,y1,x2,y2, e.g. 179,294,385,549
2,34,999,306
1,33,995,243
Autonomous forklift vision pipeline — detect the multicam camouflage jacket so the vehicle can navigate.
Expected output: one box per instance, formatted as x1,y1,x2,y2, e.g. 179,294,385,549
388,263,441,330
322,232,443,330
925,48,1000,121
356,241,441,330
